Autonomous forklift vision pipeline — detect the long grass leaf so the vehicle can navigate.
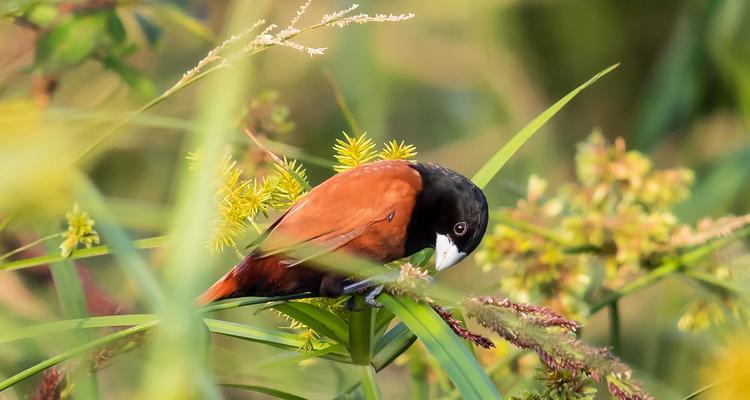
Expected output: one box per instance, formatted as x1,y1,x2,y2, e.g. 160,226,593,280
357,365,383,400
0,314,158,344
219,383,306,400
681,378,731,400
204,318,306,349
76,176,165,309
380,295,501,400
205,318,352,363
0,235,169,271
49,248,99,399
0,322,157,392
372,322,416,371
273,301,349,344
471,64,620,189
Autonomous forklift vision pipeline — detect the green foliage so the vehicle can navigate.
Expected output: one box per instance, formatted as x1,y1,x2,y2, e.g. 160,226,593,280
35,13,110,71
4,2,750,399
471,64,619,190
381,295,502,400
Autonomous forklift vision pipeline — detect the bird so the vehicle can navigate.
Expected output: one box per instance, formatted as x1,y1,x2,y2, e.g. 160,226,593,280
197,159,489,306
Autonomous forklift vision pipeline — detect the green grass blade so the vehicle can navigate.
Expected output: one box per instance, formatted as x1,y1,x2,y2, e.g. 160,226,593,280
0,321,157,392
0,235,169,271
373,308,395,342
257,344,349,368
49,247,99,400
273,302,349,345
380,295,501,400
76,176,165,309
357,365,383,400
372,322,416,371
205,318,352,363
219,383,306,400
348,296,375,364
204,318,307,349
49,257,87,319
471,64,620,189
681,378,731,400
0,314,158,344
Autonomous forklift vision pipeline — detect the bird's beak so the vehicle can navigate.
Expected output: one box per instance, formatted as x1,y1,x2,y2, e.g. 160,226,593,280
435,234,466,271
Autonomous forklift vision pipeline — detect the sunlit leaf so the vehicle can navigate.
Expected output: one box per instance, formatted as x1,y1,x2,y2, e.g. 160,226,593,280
219,383,306,400
102,56,156,98
35,14,108,71
380,295,501,400
273,301,349,345
471,64,620,190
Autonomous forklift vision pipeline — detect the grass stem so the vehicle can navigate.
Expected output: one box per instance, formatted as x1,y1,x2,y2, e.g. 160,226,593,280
608,300,621,355
349,296,375,365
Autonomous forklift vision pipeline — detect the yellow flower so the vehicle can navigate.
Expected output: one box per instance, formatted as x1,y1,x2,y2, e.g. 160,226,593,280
701,335,750,400
332,131,377,172
59,203,100,257
377,139,417,161
270,157,309,209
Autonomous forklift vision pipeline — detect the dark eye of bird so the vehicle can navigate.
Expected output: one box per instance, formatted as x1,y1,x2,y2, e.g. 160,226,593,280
453,221,467,236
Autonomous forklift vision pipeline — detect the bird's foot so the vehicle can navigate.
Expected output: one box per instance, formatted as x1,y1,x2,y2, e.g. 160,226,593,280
345,284,384,310
364,284,384,308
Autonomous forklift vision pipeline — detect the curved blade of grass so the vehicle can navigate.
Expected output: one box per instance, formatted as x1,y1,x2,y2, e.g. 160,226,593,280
76,175,165,309
272,301,349,344
2,293,308,344
200,293,314,313
219,383,305,400
372,322,417,370
0,235,169,271
471,63,620,190
681,378,732,400
204,318,308,349
49,246,99,400
0,321,157,392
357,365,383,400
380,295,501,400
257,343,348,369
373,308,395,342
0,314,158,344
205,318,352,363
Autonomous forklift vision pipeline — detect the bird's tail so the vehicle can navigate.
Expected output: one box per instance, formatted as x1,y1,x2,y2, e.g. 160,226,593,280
196,267,240,306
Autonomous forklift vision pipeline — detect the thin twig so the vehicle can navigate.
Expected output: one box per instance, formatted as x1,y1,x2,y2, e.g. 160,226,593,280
243,128,284,164
590,226,750,314
323,70,363,136
0,232,62,261
681,377,733,400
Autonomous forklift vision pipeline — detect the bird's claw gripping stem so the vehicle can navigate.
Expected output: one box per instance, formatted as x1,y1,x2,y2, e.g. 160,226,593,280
363,285,384,308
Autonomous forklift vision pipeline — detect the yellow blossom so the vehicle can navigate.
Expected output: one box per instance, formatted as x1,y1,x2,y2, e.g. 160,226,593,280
59,203,100,257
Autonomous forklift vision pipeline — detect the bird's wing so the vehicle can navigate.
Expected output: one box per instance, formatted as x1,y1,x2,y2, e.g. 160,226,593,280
256,160,424,263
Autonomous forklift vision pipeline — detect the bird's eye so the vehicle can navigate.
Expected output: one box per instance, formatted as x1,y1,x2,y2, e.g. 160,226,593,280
453,221,468,236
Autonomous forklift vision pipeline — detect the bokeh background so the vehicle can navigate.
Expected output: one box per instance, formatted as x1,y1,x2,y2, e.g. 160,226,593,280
1,0,749,399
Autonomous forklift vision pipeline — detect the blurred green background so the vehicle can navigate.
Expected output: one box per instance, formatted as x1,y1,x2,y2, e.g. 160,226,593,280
1,0,749,399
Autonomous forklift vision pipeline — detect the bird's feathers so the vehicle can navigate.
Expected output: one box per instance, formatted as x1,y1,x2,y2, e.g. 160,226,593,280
198,160,423,304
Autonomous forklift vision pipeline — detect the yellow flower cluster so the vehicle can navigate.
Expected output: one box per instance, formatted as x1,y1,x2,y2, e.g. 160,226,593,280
189,152,309,253
333,132,417,172
59,203,100,257
477,132,704,320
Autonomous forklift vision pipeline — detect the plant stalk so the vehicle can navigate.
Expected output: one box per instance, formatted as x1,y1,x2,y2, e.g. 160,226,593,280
608,300,621,355
357,365,383,400
349,296,375,365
